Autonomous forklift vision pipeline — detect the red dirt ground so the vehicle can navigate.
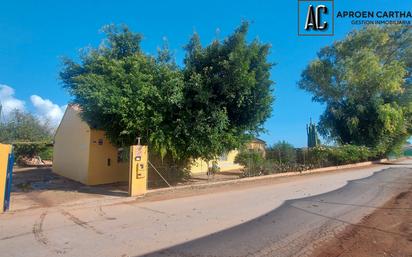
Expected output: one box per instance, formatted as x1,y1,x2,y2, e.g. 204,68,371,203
310,186,412,257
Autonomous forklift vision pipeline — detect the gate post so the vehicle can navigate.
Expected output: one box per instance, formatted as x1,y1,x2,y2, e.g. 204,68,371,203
0,144,12,213
4,152,14,211
129,145,148,197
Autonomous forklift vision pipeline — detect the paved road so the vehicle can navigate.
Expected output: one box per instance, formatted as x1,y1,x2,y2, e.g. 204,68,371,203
1,161,411,257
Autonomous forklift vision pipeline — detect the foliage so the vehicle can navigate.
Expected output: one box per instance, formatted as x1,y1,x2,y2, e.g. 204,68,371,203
207,161,221,176
307,145,373,166
60,23,274,163
263,161,314,174
182,22,274,160
299,25,412,155
266,141,297,163
38,146,53,160
147,153,191,188
0,109,52,143
13,142,52,159
0,109,53,160
239,144,376,177
235,149,265,177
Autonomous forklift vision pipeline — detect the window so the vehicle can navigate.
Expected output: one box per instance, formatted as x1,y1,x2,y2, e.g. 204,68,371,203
117,147,130,163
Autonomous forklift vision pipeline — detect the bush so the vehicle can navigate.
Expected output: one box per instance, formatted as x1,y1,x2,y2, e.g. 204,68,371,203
238,144,378,178
235,149,265,177
266,141,297,163
263,160,313,174
327,145,371,165
38,146,53,160
307,145,374,166
307,146,331,167
13,142,53,161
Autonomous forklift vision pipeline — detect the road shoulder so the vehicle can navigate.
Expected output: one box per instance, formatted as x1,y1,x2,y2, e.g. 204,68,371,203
309,186,412,257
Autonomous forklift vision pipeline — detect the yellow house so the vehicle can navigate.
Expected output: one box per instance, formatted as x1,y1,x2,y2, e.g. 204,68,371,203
247,138,267,157
53,105,129,185
53,105,266,185
189,150,243,174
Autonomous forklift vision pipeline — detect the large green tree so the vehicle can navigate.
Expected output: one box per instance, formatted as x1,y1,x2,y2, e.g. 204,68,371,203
180,22,273,160
299,25,412,155
0,109,52,143
60,23,274,162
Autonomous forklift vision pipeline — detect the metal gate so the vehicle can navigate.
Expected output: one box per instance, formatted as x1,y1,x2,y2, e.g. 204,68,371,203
4,152,14,211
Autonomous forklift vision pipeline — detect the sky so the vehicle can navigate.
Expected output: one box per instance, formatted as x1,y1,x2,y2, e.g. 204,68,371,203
0,0,411,146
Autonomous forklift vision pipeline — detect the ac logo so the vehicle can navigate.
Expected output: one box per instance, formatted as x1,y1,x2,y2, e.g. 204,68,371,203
298,0,334,36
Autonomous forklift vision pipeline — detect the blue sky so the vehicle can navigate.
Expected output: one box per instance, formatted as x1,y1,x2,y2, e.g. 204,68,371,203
0,0,411,146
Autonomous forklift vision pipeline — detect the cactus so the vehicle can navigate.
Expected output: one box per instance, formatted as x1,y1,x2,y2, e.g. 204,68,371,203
306,119,320,148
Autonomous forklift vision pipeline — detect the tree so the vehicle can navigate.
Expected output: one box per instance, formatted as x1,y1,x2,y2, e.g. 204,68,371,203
299,25,412,155
0,109,53,160
0,109,52,143
181,21,274,160
60,23,274,164
267,141,296,163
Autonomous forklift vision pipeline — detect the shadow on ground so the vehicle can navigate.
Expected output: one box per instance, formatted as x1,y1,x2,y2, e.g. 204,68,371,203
140,167,412,257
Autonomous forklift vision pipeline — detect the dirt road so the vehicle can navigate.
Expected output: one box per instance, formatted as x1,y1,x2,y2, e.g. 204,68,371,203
0,160,411,257
308,186,412,257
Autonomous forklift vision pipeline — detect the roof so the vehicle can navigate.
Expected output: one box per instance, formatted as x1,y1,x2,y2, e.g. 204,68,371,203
251,138,266,145
68,103,82,112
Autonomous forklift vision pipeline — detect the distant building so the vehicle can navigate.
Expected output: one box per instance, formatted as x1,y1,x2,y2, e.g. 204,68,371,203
53,105,264,185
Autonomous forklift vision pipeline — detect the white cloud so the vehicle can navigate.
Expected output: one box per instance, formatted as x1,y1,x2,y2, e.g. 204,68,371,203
0,84,66,128
30,95,67,127
0,84,25,118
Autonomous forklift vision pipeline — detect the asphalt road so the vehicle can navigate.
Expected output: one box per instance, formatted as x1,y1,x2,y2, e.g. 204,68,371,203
1,160,411,257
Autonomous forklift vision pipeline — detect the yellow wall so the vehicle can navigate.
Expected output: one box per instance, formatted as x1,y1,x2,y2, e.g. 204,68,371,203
54,106,129,186
248,140,266,157
0,143,12,213
190,150,243,174
87,130,129,185
189,140,266,175
53,107,91,184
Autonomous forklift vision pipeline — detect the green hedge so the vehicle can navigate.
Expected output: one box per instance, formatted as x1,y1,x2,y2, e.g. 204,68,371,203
307,145,373,166
238,144,377,177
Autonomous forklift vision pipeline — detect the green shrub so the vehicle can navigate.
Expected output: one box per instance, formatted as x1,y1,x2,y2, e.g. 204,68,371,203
307,145,373,167
236,143,380,178
327,145,371,165
38,146,53,160
266,141,297,163
307,146,331,167
13,142,52,160
235,149,265,177
263,160,313,174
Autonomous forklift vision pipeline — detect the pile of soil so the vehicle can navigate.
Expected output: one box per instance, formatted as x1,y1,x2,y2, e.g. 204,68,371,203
17,156,52,167
311,187,412,257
